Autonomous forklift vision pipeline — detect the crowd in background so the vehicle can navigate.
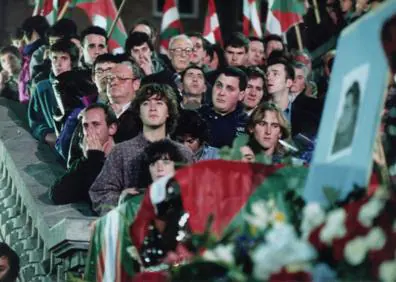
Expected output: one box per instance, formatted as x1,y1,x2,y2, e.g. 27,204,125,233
0,0,390,217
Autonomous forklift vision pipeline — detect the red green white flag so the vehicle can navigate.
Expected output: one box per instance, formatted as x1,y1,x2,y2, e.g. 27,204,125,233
243,0,263,38
266,0,305,35
203,0,223,45
33,0,69,25
71,0,127,53
160,0,183,54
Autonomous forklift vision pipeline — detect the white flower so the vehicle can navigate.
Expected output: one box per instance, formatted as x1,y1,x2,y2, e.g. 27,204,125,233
202,244,234,265
344,236,368,266
366,227,386,251
319,209,347,244
252,223,316,280
358,198,385,227
379,260,396,282
301,203,326,239
244,200,271,230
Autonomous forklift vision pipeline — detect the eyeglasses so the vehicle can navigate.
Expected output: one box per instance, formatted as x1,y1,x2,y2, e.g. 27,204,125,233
169,47,194,56
107,74,136,82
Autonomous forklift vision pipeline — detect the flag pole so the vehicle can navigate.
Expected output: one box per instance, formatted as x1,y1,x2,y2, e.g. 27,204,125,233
108,0,127,39
294,25,303,51
57,0,71,21
33,0,40,16
312,0,321,24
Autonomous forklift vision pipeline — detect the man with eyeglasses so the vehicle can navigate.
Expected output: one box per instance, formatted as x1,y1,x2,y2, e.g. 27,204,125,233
67,54,143,167
141,34,194,101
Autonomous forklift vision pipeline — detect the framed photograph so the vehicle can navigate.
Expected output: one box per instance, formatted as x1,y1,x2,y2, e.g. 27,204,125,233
328,63,369,160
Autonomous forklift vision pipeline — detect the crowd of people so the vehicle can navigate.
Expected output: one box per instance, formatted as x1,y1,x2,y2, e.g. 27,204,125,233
0,0,393,278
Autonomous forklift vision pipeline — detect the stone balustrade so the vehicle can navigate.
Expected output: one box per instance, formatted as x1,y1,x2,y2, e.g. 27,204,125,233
0,98,96,282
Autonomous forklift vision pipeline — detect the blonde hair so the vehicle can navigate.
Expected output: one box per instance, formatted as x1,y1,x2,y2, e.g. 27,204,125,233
247,102,291,155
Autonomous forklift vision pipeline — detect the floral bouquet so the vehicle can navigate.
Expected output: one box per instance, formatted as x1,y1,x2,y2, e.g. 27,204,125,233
306,188,396,281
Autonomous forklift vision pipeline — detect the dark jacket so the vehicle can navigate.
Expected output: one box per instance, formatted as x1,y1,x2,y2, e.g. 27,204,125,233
50,150,106,204
199,103,248,148
291,93,324,138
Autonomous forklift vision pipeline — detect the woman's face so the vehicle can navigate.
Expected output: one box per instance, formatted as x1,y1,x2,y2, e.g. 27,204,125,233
149,158,175,182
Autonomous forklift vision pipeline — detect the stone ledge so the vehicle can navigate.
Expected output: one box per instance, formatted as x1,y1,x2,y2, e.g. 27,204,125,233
0,98,96,281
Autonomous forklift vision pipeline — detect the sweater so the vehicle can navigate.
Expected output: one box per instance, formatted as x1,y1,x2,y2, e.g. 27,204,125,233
89,133,194,215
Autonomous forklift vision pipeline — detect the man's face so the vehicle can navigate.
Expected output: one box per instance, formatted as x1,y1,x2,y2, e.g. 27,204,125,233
266,63,292,95
190,36,206,65
149,158,175,182
265,40,283,59
82,108,115,146
243,77,264,110
82,34,108,66
247,40,265,66
291,68,306,95
107,63,139,103
50,51,72,76
182,68,206,95
212,74,244,114
250,110,282,152
140,95,169,128
93,61,115,93
0,53,21,75
130,42,152,66
225,46,247,67
169,38,193,73
0,256,10,281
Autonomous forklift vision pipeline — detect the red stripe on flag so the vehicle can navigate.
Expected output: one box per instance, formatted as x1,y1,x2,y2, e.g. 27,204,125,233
272,10,303,32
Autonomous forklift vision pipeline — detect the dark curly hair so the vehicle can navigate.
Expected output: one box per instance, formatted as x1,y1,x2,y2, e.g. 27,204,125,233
130,83,179,134
172,110,210,145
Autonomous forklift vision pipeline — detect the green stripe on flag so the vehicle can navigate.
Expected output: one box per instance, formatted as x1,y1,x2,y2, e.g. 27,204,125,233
271,0,305,16
160,28,181,40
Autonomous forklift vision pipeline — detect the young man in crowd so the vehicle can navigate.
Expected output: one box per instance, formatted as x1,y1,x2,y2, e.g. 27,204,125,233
50,103,117,205
247,37,265,66
247,102,291,163
89,83,194,215
224,32,249,67
80,26,108,69
125,31,164,76
266,56,322,138
180,65,207,110
242,66,266,116
199,67,248,148
0,46,22,101
28,39,79,148
18,15,49,103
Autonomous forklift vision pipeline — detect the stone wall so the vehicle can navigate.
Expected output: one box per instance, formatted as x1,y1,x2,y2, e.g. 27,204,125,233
0,98,96,282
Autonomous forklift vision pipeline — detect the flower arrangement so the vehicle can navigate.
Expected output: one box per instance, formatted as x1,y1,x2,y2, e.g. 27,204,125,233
170,184,396,281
